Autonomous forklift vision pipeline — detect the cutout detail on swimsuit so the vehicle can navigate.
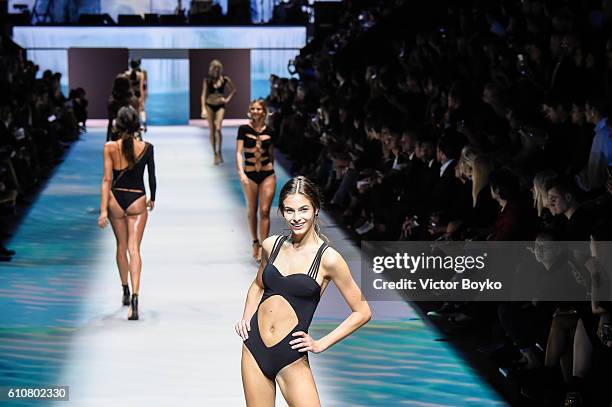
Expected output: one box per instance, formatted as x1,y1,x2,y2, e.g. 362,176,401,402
258,295,299,348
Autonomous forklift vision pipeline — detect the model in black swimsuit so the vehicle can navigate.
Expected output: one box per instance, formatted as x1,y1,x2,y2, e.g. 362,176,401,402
236,100,277,262
237,176,371,406
244,235,328,379
98,106,156,321
236,124,275,184
200,59,236,165
111,142,156,211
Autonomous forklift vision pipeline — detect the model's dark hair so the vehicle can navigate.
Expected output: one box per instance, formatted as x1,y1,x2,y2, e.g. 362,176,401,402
115,106,141,168
278,176,328,242
130,58,141,70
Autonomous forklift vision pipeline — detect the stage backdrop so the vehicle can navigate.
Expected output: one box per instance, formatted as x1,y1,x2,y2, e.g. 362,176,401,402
189,49,250,120
68,48,129,119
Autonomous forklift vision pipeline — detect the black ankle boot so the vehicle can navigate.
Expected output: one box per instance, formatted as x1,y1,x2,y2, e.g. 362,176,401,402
122,284,130,306
128,294,139,320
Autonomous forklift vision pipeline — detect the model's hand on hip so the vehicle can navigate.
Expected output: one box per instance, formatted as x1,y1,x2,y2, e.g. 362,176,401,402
290,331,324,354
235,318,251,340
147,199,155,211
97,212,108,228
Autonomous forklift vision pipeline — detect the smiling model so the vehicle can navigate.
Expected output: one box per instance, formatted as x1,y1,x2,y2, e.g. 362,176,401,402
236,99,276,262
235,176,371,406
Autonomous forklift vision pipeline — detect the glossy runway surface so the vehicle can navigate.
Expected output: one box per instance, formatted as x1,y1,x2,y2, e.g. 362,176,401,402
0,126,506,406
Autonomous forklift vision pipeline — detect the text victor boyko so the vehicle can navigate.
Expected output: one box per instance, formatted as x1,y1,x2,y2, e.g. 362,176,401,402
372,253,487,274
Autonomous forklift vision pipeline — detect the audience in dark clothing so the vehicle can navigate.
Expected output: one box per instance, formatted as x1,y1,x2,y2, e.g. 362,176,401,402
269,0,612,404
0,30,86,261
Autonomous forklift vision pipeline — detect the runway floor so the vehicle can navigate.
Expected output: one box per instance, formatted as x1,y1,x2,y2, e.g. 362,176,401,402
0,126,507,406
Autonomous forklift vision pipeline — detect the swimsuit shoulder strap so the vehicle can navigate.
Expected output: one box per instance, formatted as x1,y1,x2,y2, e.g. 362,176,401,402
307,242,329,279
269,235,288,263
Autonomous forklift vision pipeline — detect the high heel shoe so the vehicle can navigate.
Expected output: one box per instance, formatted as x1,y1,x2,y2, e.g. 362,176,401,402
128,294,139,320
122,284,130,306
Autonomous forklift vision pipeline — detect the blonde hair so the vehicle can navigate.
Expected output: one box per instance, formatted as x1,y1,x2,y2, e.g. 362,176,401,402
459,145,479,180
248,99,268,122
208,59,223,77
471,155,492,207
533,170,558,217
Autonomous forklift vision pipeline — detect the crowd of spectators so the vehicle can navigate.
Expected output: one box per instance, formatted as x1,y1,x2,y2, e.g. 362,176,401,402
268,0,612,405
0,26,87,261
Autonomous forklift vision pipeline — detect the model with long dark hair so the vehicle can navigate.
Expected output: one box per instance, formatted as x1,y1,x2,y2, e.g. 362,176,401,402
98,106,156,320
236,176,371,406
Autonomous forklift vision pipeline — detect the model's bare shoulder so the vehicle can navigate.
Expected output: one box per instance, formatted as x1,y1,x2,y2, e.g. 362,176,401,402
261,235,281,257
320,246,347,276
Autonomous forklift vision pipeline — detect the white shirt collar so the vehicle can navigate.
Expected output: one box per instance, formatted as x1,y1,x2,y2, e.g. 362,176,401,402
439,158,455,177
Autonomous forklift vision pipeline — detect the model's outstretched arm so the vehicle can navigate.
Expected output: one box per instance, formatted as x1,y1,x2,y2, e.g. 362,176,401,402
98,143,114,228
290,248,371,353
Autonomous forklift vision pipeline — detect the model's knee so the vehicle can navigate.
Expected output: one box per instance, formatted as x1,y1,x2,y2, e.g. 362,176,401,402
259,207,271,219
116,244,128,254
127,245,140,259
247,208,257,219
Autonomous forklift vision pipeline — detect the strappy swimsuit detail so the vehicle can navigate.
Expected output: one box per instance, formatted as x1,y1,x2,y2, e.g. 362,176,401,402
111,142,156,212
244,235,329,380
237,124,275,185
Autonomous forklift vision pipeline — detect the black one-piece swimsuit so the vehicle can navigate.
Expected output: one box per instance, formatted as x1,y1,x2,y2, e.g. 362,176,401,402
243,235,329,380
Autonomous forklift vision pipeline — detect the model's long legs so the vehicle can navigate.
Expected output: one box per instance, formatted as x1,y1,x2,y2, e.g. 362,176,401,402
125,196,148,295
241,177,260,259
276,357,321,407
108,193,129,285
213,107,226,162
258,174,276,243
205,105,216,163
241,345,276,406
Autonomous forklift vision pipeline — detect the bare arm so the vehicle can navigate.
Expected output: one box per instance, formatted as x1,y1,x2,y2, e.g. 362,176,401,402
224,76,237,103
295,248,371,353
201,78,208,114
236,139,248,180
139,72,146,107
268,141,275,165
98,143,114,227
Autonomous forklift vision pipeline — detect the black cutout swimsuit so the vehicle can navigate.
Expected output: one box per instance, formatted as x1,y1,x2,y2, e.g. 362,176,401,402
111,142,157,212
244,235,329,379
237,124,275,185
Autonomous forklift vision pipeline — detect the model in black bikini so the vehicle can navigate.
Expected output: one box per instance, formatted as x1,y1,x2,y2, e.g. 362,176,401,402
236,100,276,262
98,106,156,321
236,176,371,406
200,59,236,165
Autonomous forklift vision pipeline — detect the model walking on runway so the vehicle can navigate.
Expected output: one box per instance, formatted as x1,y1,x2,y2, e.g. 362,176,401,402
98,106,156,320
236,176,371,406
236,100,276,262
200,59,236,164
125,59,148,131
